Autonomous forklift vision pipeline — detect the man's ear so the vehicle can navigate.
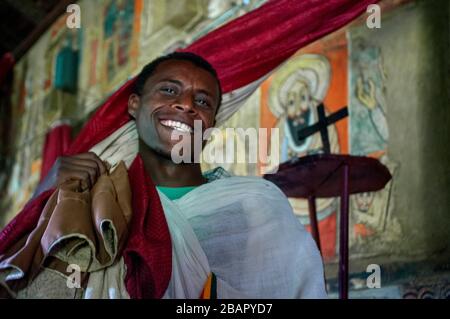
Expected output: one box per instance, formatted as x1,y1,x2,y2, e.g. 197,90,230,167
128,94,140,118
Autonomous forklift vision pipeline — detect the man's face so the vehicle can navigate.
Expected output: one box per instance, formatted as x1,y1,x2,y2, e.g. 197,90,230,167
128,59,220,159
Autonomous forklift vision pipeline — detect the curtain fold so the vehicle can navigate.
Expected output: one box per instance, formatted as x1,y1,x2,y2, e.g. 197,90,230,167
39,124,73,182
183,0,378,93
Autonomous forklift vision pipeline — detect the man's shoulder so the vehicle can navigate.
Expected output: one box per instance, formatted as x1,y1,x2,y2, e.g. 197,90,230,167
204,167,288,201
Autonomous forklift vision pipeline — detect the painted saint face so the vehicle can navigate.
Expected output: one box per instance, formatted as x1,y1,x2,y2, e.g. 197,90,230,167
355,192,375,213
284,79,313,148
286,80,311,120
129,59,220,160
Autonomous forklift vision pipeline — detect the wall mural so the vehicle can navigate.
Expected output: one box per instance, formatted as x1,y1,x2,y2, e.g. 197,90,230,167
213,31,404,261
257,34,350,261
103,0,137,84
349,38,388,155
2,14,82,224
78,0,141,117
265,53,339,261
348,35,402,256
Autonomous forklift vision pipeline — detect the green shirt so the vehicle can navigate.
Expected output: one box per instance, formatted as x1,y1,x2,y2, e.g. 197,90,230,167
156,185,197,200
155,167,231,200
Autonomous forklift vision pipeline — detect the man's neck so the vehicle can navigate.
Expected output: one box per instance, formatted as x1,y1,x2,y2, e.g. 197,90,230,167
138,139,207,187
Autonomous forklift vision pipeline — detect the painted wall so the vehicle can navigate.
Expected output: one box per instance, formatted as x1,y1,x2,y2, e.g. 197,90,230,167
347,0,450,261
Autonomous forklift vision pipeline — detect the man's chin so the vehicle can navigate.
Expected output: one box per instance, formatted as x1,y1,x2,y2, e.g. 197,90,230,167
140,135,197,163
157,141,194,162
151,145,175,161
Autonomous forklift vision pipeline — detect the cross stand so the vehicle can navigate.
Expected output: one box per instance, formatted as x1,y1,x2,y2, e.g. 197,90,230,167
264,155,392,299
264,104,392,299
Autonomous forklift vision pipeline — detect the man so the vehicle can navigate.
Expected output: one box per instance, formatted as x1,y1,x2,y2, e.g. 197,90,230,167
3,52,327,298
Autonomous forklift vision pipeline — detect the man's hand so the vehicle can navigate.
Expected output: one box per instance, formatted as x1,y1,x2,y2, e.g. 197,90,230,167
53,152,107,189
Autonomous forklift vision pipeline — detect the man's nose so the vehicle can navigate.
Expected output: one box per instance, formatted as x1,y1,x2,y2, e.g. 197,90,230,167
172,93,196,114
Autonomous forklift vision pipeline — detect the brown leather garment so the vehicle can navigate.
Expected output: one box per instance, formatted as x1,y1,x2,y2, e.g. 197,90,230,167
0,161,132,298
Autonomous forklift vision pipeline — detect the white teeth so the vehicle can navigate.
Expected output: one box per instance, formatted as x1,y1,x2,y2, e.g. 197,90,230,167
160,120,193,133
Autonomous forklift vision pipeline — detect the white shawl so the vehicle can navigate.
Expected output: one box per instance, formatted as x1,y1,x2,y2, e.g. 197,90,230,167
160,174,327,299
84,122,327,299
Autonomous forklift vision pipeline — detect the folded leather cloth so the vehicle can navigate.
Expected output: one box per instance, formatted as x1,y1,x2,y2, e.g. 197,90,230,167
0,161,132,298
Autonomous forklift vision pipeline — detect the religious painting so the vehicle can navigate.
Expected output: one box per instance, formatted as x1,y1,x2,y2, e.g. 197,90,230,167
259,33,349,261
76,0,142,116
101,0,141,91
1,13,82,226
348,35,402,256
41,14,82,125
12,41,49,197
263,53,339,261
349,38,388,155
349,153,402,256
77,1,107,116
137,0,209,68
267,54,339,159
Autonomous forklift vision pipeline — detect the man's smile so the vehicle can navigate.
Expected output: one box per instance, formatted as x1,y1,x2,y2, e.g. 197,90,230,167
160,119,194,134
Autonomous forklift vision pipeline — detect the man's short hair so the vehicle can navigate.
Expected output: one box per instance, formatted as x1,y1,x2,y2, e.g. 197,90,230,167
134,52,223,108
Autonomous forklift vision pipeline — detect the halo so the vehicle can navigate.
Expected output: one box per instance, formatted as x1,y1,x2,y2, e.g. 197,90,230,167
268,54,331,118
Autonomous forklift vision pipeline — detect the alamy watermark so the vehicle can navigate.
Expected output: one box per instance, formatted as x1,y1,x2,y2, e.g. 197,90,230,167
66,4,81,29
66,3,382,30
169,120,280,174
366,264,381,288
66,262,381,289
366,4,381,29
66,263,81,289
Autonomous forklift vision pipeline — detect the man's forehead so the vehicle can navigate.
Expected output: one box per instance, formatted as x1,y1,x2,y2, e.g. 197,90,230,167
144,59,220,95
152,59,210,78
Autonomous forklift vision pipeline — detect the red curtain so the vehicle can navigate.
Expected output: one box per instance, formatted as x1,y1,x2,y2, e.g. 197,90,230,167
39,124,72,182
184,0,379,93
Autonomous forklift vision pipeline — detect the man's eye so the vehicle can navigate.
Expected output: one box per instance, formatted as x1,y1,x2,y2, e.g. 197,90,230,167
161,87,176,95
196,98,210,107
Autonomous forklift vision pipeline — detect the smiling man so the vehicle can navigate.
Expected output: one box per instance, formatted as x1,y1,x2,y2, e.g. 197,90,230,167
127,53,221,188
4,52,327,299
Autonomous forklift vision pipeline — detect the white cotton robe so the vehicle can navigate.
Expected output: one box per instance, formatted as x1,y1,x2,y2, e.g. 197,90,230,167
160,173,328,299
